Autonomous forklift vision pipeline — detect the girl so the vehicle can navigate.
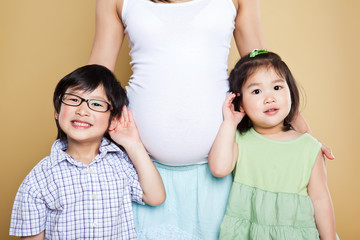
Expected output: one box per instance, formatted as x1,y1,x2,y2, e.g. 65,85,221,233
209,50,338,239
10,65,165,239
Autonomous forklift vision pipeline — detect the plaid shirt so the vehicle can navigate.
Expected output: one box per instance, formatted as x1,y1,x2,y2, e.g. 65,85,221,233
10,138,144,239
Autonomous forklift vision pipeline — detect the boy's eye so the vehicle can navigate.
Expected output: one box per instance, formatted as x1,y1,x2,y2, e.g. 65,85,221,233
63,96,80,103
91,101,104,107
252,89,261,94
69,98,80,102
274,86,282,90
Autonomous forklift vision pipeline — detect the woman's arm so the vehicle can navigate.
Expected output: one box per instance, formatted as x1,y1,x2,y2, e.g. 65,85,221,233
208,93,245,177
88,0,125,71
308,152,337,240
292,112,335,160
109,106,166,206
233,0,266,56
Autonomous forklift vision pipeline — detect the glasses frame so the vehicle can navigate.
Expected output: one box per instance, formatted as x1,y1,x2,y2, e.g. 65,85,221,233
61,93,112,112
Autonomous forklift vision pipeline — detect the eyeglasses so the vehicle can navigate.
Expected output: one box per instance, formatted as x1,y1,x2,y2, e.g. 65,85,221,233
61,93,112,112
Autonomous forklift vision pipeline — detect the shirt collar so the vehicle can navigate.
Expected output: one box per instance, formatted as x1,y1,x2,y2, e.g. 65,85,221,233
49,138,123,168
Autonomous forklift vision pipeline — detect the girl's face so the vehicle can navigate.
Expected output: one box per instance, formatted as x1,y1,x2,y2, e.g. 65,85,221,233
55,85,111,146
241,67,292,134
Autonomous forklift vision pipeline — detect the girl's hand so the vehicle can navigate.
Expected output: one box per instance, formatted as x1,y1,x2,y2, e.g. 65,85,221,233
223,93,246,126
109,106,141,148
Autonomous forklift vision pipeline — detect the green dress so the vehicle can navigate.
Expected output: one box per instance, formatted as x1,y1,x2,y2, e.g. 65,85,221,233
219,128,321,240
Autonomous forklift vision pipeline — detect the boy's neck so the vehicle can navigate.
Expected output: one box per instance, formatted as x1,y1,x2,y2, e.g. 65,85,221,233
65,139,101,165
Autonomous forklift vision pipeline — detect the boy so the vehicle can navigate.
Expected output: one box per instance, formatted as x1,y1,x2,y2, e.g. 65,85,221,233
10,65,165,239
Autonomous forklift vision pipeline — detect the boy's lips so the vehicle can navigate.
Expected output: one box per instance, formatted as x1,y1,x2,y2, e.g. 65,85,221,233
71,120,92,127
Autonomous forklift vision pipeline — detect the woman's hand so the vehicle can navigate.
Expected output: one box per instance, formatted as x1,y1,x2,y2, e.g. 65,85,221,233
109,105,141,148
291,111,335,160
320,141,335,160
223,93,246,126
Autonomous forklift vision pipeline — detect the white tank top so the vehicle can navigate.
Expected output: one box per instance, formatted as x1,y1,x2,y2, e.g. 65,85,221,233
122,0,236,165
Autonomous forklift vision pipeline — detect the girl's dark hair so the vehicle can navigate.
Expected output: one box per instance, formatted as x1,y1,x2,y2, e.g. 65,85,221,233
53,64,128,142
229,51,300,133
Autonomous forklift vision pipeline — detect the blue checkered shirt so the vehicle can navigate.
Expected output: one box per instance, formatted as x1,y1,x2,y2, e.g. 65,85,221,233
10,138,144,239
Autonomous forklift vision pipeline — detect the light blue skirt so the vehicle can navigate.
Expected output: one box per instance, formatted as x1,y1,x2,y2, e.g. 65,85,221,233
133,161,233,240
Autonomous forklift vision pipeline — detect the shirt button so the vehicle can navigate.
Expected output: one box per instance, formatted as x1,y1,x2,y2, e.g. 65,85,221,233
92,221,98,227
88,168,93,174
92,194,97,200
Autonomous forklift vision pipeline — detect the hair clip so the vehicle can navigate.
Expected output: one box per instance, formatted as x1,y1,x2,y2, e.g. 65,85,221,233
249,49,268,58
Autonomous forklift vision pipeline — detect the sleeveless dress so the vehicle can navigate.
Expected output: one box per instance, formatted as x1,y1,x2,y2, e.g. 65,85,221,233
220,128,322,239
121,0,236,239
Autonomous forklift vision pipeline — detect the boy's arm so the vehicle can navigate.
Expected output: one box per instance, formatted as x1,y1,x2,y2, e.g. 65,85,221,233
292,112,335,160
21,231,45,240
109,106,165,206
123,141,165,206
308,152,337,240
208,93,245,177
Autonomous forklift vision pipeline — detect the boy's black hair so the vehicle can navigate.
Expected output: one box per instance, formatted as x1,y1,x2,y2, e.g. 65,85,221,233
53,64,128,141
229,51,300,133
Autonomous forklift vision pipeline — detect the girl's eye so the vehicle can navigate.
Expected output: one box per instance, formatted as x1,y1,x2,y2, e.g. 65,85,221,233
274,86,282,90
252,89,261,94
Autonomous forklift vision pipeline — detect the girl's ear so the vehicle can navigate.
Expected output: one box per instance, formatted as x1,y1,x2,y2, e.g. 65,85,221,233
239,106,245,113
54,111,59,120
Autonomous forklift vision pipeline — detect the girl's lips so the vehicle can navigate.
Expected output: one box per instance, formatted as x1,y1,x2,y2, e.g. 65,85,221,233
264,108,279,115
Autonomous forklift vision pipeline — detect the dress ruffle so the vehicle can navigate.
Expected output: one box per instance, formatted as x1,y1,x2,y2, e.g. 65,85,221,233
219,182,320,240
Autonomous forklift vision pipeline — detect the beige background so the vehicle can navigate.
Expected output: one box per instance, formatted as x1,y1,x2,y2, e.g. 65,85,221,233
1,0,359,239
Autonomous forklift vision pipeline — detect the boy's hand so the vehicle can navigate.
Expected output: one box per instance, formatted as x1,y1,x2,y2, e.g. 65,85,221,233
223,93,246,126
109,106,141,148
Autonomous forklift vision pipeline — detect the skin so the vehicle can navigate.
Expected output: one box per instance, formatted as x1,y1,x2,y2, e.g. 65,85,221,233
22,86,165,239
208,68,336,239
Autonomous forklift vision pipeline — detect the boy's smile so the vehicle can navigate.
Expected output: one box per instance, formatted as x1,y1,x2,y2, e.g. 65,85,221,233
71,120,92,128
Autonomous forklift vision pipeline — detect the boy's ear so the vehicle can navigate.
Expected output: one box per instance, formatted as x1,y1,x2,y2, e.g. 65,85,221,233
239,106,245,113
108,118,118,131
54,111,59,120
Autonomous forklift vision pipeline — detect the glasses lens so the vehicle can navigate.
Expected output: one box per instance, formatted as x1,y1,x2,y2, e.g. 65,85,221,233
62,94,81,106
88,99,109,112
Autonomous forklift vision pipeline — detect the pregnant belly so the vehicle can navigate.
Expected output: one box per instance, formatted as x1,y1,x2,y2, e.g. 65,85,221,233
127,87,226,165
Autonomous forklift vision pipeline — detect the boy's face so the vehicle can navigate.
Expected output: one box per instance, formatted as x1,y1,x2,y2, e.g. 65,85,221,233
55,85,111,146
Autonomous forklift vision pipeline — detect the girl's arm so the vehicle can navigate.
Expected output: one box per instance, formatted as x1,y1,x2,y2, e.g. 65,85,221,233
88,0,125,71
208,93,245,177
308,152,337,240
292,112,335,160
233,0,266,56
109,106,166,206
